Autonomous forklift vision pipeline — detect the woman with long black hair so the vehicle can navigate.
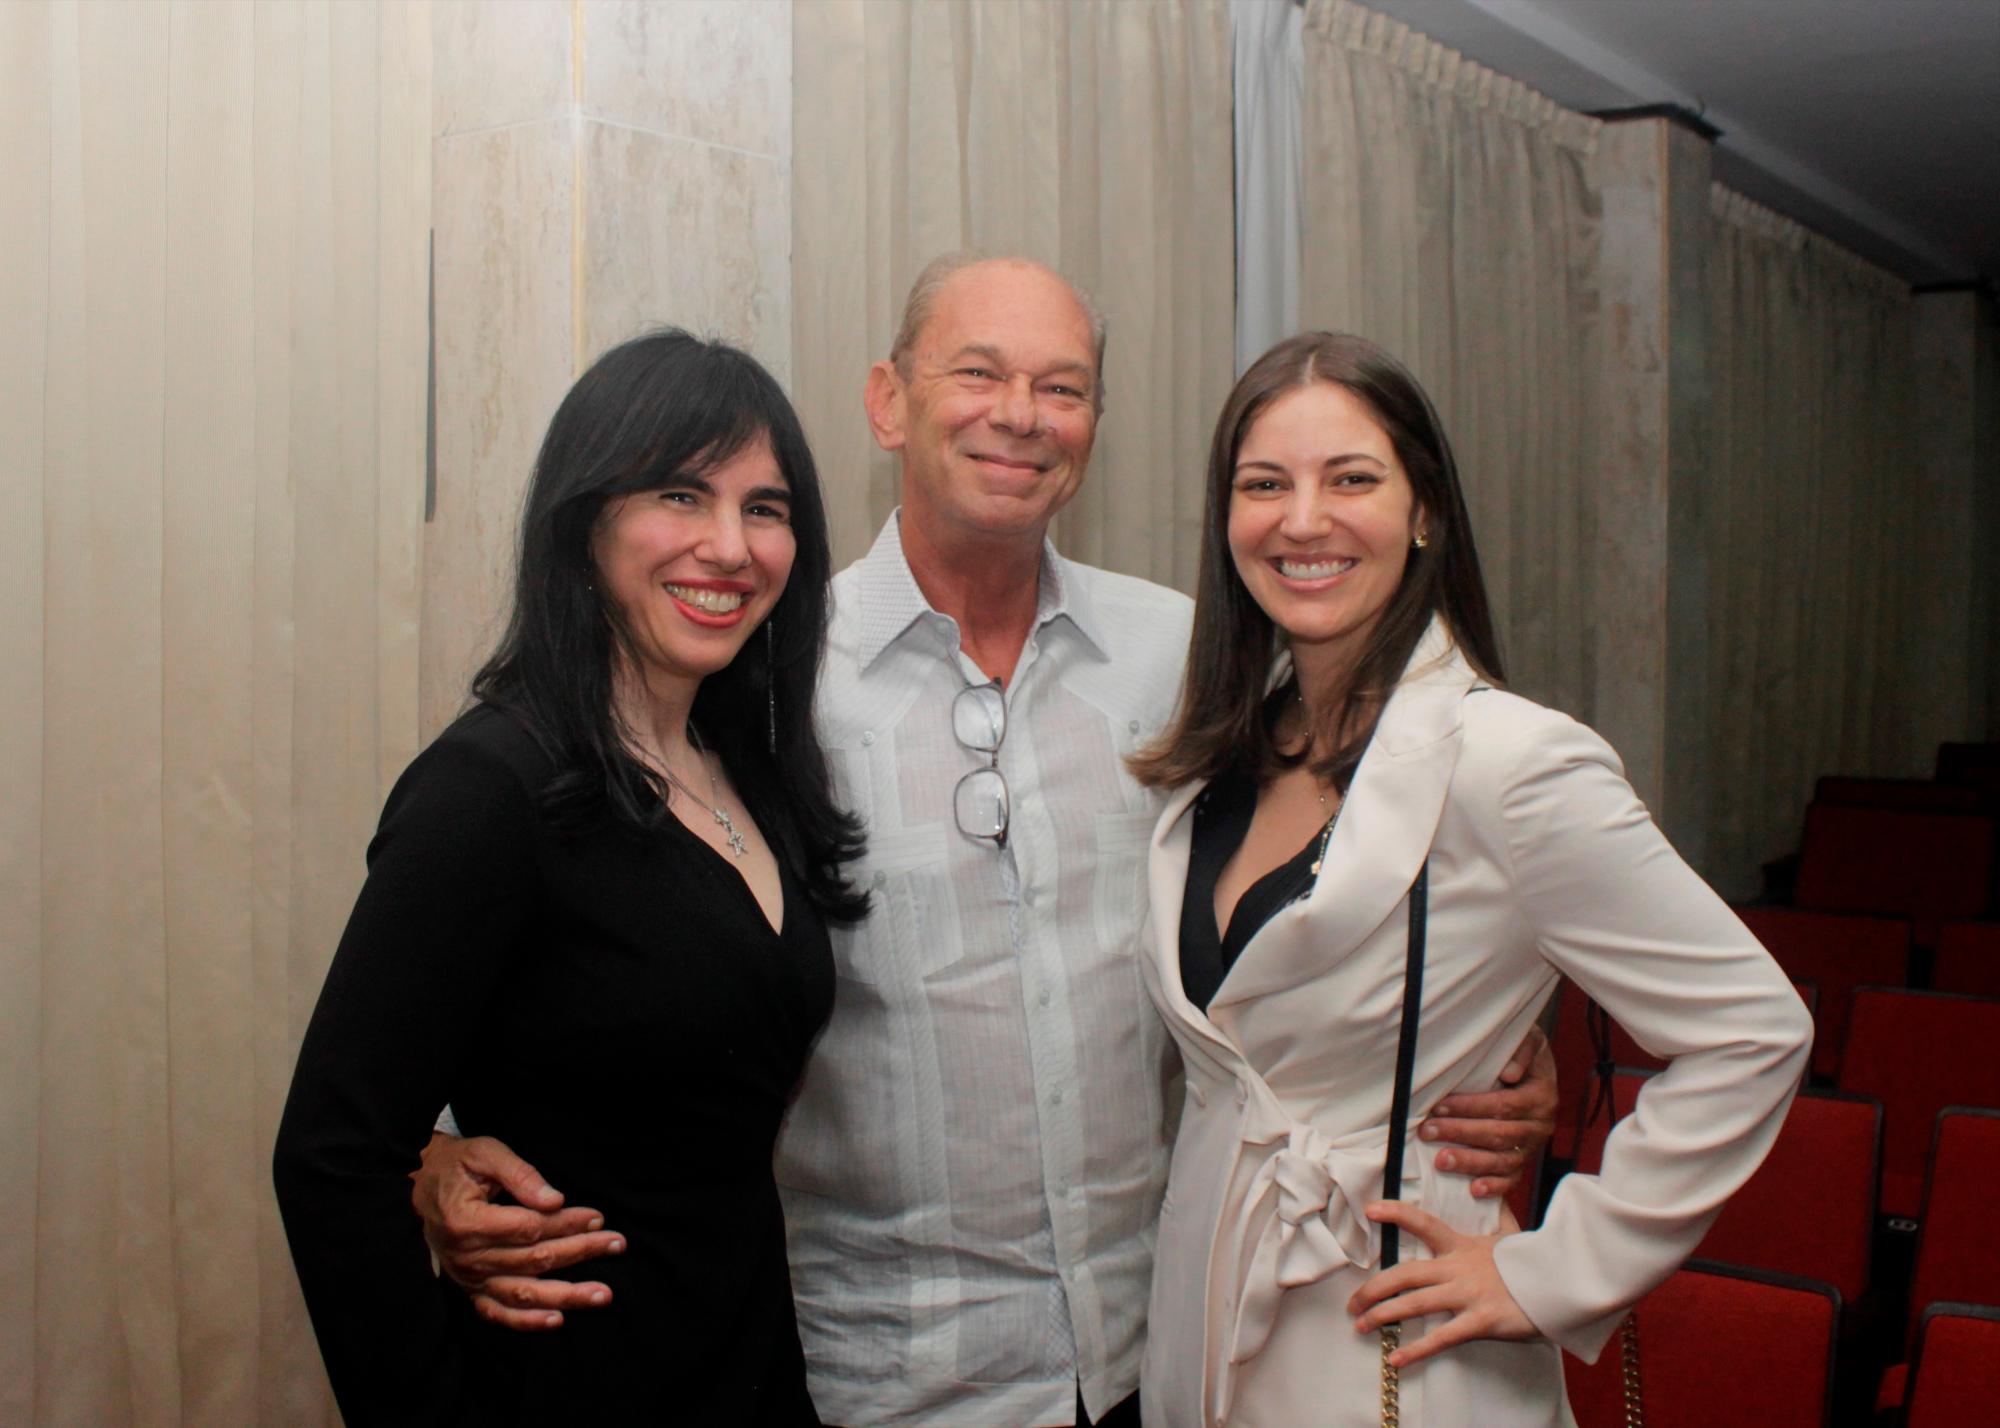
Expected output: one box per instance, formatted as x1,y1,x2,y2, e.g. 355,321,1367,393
274,331,864,1426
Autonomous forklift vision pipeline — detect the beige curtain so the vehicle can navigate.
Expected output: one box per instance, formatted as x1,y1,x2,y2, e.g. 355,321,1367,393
792,0,1236,590
1705,186,1920,893
0,1,431,1422
1296,0,1605,720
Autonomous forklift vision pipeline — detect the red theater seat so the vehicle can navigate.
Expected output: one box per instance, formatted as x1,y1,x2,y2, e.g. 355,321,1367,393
1814,775,1983,814
1936,741,2000,787
1570,1072,1877,1306
1793,804,1994,942
1735,906,1908,1079
1563,1261,1838,1428
1904,1303,2000,1428
1835,988,2000,1217
1905,1108,2000,1350
1934,921,2000,998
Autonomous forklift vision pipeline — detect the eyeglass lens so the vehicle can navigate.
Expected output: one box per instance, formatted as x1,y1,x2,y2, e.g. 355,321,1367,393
952,682,1006,753
952,682,1009,845
954,767,1009,841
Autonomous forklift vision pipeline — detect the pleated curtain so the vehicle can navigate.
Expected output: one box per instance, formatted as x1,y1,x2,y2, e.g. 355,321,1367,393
1705,186,1920,892
791,0,1236,592
1294,0,1606,721
0,2,431,1422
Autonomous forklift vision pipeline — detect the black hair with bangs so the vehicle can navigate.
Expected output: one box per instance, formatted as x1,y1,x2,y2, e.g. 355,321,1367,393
473,328,866,922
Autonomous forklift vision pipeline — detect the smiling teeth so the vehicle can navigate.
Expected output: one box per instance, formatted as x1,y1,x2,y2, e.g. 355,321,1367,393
1279,558,1357,579
665,584,746,613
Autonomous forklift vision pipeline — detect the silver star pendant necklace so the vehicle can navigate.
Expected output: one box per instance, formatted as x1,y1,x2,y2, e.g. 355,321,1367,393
659,731,747,858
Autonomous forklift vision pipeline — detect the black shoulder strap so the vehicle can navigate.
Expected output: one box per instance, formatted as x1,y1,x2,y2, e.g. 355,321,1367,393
1379,860,1430,1271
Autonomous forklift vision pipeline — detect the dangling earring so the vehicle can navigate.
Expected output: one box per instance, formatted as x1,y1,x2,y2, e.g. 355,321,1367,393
765,620,778,754
1411,531,1429,550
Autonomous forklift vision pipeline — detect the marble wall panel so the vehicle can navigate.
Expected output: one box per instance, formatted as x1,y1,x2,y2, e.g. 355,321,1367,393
1913,291,1982,740
580,118,790,384
1591,120,1671,814
582,0,789,158
433,0,572,139
425,116,577,736
1659,121,1713,867
1590,116,1714,868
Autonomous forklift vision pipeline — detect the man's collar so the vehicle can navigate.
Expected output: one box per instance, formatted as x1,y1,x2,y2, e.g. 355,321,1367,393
854,510,1111,671
854,512,938,670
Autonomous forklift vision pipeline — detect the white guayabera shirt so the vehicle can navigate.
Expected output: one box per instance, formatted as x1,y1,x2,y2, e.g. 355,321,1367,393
778,514,1194,1428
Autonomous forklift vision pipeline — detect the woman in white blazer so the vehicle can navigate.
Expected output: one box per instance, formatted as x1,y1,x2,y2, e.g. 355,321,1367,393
1127,333,1812,1428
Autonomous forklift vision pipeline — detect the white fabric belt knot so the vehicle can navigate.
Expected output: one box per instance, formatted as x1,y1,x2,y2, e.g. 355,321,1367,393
1210,1106,1424,1426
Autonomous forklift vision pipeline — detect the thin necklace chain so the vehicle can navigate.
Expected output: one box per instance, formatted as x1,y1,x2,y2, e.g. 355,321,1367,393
659,728,748,858
1300,689,1341,876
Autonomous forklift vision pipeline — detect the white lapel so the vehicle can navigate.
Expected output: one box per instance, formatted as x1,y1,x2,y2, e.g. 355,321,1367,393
1208,620,1479,1010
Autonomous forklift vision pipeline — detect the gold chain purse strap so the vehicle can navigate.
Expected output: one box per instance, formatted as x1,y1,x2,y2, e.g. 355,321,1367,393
1619,1311,1645,1427
1378,862,1429,1428
1583,1004,1647,1428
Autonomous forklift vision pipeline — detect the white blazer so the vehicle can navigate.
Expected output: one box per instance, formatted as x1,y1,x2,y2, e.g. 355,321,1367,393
1138,623,1813,1428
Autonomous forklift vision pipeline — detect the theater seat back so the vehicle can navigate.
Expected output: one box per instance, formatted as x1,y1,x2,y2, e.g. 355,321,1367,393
1934,921,2000,998
1563,1261,1838,1428
1837,988,2000,1217
1906,1108,2000,1350
1905,1303,2000,1428
1571,1072,1877,1304
1734,906,1908,1078
1794,803,1993,932
1814,776,1983,814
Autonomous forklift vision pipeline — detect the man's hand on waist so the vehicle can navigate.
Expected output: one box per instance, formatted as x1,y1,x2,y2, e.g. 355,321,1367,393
411,1130,626,1331
1416,1025,1559,1200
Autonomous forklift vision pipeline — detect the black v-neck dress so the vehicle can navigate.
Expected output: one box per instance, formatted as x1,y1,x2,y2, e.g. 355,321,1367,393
1179,766,1327,1010
276,704,831,1426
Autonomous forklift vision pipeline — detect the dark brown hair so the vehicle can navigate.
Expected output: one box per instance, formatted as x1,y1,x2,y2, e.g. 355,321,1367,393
1129,331,1504,793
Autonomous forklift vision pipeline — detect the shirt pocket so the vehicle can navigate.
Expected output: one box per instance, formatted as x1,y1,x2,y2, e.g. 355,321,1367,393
1092,807,1160,957
832,820,958,984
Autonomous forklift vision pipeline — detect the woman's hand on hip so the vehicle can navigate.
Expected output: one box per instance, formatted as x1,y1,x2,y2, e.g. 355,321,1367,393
1346,1202,1538,1368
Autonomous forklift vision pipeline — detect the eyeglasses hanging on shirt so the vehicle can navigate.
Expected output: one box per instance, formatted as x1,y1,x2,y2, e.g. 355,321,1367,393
952,680,1009,848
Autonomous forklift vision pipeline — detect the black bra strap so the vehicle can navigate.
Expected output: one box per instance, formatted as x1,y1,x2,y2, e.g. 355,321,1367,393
1379,860,1430,1271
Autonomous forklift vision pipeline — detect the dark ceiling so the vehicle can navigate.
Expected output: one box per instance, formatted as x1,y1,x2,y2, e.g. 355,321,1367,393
1357,0,2000,291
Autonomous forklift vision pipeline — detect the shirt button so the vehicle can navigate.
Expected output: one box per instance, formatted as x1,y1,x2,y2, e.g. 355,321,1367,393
1050,1090,1064,1107
860,730,875,746
1128,720,1140,734
1038,987,1052,1007
871,871,886,889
